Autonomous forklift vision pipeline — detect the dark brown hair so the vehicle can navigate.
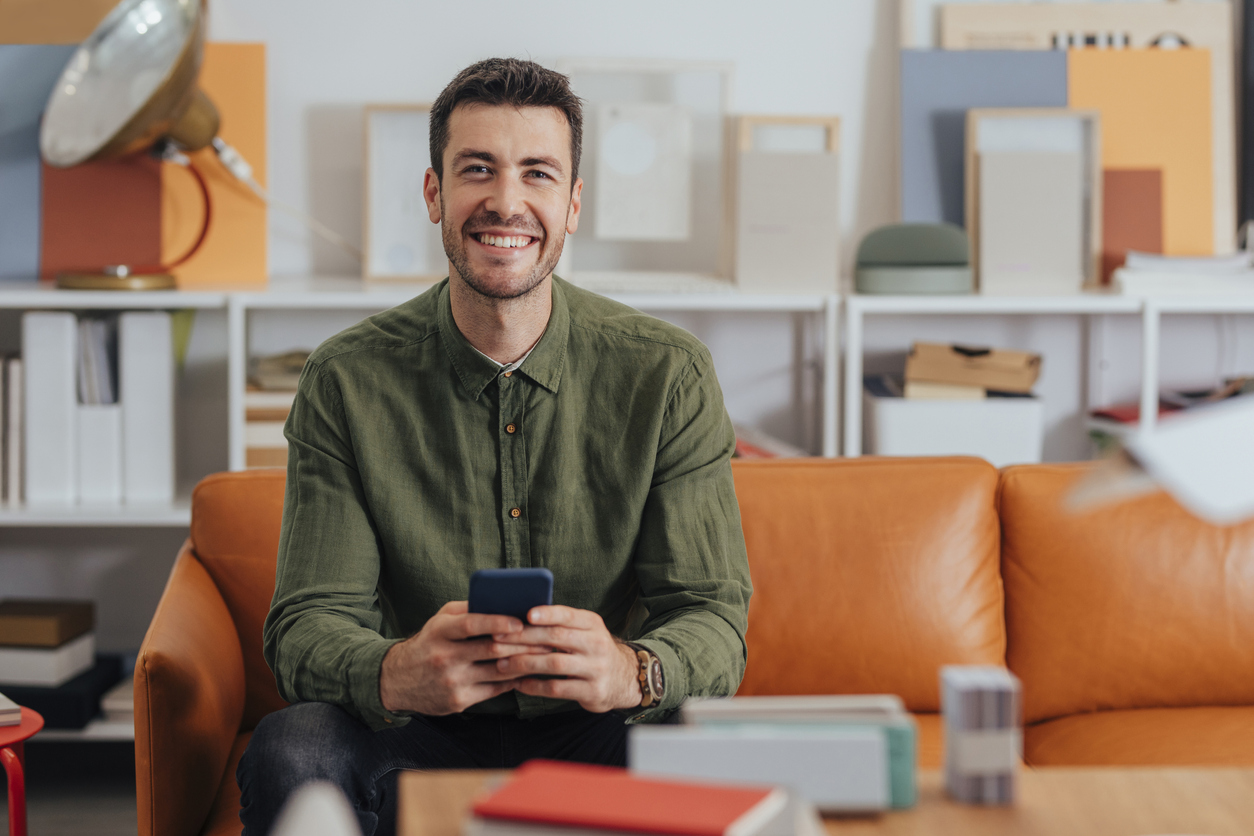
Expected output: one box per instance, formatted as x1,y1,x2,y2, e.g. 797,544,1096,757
429,58,583,184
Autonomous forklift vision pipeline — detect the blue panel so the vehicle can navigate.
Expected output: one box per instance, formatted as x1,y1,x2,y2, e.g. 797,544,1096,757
0,45,77,280
900,50,1068,226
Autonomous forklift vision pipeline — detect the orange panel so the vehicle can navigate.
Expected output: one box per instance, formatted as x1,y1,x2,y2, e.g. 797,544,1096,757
163,42,267,288
1000,464,1254,725
0,0,117,43
731,457,1004,712
1069,49,1212,256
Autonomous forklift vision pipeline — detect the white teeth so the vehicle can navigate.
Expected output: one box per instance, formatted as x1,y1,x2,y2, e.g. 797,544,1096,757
478,234,531,248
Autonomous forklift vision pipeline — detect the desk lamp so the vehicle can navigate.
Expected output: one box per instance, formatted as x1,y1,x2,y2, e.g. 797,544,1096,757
38,0,358,290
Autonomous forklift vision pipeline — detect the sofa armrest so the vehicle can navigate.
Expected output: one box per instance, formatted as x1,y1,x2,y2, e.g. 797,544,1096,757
135,541,247,836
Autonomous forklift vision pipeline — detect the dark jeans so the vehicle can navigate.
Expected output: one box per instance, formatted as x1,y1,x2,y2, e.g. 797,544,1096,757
237,702,630,836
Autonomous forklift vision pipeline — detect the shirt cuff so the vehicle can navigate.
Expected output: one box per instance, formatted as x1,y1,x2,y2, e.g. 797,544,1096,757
622,637,685,724
351,637,412,731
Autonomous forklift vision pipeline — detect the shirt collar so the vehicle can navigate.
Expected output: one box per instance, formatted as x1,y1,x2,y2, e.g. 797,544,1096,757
437,277,570,399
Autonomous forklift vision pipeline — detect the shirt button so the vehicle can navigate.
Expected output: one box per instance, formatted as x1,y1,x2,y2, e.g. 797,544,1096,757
503,371,513,378
506,423,516,434
510,507,522,518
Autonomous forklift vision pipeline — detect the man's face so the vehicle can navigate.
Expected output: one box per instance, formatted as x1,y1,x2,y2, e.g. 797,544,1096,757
424,104,582,300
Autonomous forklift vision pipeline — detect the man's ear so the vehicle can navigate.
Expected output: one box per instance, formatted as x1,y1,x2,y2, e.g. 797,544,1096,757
566,176,583,235
423,168,442,224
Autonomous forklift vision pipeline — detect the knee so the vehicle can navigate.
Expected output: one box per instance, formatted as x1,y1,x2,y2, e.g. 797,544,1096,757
241,702,363,788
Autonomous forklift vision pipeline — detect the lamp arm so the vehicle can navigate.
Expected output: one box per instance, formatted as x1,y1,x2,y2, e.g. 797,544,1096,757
211,138,363,261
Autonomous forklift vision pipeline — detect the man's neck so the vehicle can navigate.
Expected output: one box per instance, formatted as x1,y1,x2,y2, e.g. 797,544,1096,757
447,272,553,365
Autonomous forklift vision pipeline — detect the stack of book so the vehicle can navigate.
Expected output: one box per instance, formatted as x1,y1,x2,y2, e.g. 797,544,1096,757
20,311,174,506
940,666,1021,805
466,760,822,836
630,695,917,813
0,599,122,728
903,342,1040,399
245,350,307,469
0,692,20,726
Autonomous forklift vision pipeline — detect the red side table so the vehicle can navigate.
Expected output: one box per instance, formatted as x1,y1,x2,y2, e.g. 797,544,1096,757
0,707,43,836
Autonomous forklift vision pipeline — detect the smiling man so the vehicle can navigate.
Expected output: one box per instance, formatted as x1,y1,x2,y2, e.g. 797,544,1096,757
236,59,752,836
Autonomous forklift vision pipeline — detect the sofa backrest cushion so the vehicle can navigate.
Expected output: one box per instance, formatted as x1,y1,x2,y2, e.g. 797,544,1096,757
190,469,289,730
1000,464,1254,724
732,457,1004,711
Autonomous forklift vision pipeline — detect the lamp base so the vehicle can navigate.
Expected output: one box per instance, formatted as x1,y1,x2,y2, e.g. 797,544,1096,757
56,272,177,291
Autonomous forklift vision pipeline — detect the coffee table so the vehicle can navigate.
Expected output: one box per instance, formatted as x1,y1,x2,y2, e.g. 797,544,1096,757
399,767,1254,836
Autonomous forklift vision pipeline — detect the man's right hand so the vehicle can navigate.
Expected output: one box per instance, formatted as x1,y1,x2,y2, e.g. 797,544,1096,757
379,600,544,715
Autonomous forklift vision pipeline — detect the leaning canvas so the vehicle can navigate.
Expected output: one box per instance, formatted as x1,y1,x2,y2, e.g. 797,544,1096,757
594,102,693,242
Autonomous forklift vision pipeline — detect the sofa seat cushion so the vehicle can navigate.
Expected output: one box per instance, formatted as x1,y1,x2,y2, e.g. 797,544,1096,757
200,731,250,836
1025,706,1254,766
913,712,943,768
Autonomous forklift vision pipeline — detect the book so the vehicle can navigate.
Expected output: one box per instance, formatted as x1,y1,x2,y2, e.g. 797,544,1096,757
1113,268,1254,296
904,381,985,401
23,312,78,504
469,760,788,836
0,631,95,687
0,691,20,726
99,678,132,722
905,342,1041,394
119,311,174,503
0,654,121,729
248,350,310,391
5,357,21,506
78,404,123,503
0,600,94,647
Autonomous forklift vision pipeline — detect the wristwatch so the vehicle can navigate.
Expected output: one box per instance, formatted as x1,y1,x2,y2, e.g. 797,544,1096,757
625,642,664,708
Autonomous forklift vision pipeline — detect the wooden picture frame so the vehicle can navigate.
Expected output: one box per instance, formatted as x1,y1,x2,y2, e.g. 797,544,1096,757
964,108,1102,290
361,103,444,284
731,115,842,294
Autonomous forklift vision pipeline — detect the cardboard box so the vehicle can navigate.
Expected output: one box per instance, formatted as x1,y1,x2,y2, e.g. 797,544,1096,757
864,389,1044,468
905,342,1041,393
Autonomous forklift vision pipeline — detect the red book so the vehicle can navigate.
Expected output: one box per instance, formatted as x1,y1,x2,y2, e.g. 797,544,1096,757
470,760,787,836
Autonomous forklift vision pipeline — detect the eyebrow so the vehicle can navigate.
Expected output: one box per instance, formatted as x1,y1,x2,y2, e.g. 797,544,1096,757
452,149,565,174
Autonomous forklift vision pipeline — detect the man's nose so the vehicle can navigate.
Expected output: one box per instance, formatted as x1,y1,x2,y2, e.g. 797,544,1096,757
485,172,526,221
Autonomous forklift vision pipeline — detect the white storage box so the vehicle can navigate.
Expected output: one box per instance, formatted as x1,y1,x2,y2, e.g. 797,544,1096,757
863,390,1043,467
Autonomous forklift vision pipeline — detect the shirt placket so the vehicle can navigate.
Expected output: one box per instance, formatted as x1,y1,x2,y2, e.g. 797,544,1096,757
497,369,531,568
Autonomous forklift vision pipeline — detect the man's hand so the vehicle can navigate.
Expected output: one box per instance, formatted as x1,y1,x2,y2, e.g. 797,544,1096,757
495,605,643,713
379,601,547,716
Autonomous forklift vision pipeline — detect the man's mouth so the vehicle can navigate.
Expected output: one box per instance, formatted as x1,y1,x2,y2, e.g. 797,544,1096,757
473,233,537,249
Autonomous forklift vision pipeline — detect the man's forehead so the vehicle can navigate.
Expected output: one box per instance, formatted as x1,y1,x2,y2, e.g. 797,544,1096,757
445,103,572,166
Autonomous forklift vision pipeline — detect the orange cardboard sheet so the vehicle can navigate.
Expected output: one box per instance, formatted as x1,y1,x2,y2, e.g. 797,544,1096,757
0,0,117,43
162,42,267,287
1069,49,1212,256
1102,169,1162,284
39,156,163,278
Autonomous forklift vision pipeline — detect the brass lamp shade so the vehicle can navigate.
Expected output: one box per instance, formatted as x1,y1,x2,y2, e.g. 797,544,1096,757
41,0,216,167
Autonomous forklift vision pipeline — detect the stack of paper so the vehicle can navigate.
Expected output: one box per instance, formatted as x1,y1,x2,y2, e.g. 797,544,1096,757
0,692,20,727
99,678,133,723
630,695,916,813
941,666,1021,805
466,760,821,836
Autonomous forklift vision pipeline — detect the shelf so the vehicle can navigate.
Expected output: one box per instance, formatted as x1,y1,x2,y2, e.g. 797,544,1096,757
848,292,1142,315
34,717,134,742
1147,296,1254,314
0,281,227,310
0,499,191,527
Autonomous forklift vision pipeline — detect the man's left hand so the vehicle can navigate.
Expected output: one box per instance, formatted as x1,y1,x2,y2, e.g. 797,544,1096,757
494,606,642,713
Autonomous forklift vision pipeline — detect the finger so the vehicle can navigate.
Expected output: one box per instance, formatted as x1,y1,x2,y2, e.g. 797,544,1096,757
495,625,589,654
460,679,524,705
525,605,602,630
513,676,589,702
442,612,525,641
496,650,582,679
460,639,553,663
439,600,469,615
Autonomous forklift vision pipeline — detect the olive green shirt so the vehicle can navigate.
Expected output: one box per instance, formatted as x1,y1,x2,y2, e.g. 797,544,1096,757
263,277,752,731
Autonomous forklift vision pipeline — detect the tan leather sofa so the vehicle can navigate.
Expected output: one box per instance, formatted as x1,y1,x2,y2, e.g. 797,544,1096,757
135,458,1254,836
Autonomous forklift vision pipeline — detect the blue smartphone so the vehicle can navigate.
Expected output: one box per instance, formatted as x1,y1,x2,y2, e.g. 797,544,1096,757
468,568,553,623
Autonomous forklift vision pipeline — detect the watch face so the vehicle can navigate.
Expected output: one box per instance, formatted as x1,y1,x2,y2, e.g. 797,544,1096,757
648,657,664,698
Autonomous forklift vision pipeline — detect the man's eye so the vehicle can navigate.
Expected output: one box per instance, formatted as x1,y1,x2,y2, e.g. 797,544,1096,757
465,165,489,175
529,171,551,180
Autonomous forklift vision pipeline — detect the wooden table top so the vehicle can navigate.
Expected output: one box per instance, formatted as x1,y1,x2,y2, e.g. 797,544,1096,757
400,767,1254,836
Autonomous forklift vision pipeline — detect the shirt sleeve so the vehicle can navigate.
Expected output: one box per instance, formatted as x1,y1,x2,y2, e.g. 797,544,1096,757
628,347,753,722
262,362,410,731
